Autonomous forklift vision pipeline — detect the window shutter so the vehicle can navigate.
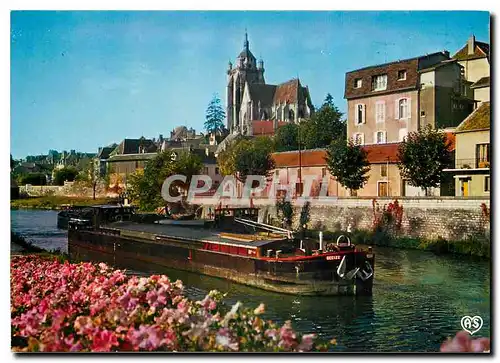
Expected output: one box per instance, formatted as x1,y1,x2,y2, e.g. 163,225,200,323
383,131,387,143
362,104,366,123
360,133,365,145
407,98,412,119
355,104,359,124
395,99,400,120
374,132,378,144
382,102,386,122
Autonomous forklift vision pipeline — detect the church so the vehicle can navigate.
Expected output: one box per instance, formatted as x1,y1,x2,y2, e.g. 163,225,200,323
226,32,315,136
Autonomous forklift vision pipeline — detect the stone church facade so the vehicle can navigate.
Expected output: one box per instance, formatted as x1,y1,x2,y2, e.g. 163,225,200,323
226,33,314,136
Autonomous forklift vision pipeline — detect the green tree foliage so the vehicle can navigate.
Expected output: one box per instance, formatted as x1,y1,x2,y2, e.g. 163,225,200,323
326,139,371,195
19,173,47,186
53,167,79,186
274,123,299,152
218,137,275,182
204,94,226,134
397,125,453,196
128,151,203,211
273,94,346,151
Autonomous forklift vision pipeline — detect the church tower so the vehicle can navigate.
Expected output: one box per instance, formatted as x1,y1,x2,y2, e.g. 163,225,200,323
226,32,265,133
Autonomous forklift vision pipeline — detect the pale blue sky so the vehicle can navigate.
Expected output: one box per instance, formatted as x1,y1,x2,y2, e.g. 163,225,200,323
10,11,489,158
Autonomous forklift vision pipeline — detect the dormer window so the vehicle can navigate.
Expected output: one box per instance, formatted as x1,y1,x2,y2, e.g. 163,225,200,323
397,70,407,81
372,74,387,91
354,78,362,88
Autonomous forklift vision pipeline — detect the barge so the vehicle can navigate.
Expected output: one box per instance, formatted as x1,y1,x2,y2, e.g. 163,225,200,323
68,205,375,296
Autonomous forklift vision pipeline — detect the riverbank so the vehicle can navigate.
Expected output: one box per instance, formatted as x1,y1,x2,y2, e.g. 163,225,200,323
304,229,490,258
11,231,68,261
10,196,118,210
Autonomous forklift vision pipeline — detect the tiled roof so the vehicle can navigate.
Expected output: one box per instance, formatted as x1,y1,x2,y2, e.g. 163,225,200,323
445,132,456,152
113,138,158,155
273,79,300,104
455,102,490,133
471,76,490,89
363,143,400,163
252,120,288,136
453,41,489,61
272,143,402,167
345,52,449,99
107,153,158,162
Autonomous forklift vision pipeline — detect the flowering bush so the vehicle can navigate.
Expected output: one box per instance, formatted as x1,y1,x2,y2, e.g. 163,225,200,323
11,256,334,352
440,331,490,353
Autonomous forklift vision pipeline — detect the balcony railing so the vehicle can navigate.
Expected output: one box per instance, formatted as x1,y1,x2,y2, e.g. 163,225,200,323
454,158,490,170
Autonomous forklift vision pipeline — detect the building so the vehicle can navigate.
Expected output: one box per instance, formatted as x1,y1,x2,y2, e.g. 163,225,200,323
270,133,455,198
226,32,314,136
445,102,490,197
345,51,474,146
106,138,159,187
453,35,490,105
95,144,117,177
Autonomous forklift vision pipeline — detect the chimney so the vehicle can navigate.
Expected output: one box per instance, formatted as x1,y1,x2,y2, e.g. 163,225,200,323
468,35,475,55
443,50,450,59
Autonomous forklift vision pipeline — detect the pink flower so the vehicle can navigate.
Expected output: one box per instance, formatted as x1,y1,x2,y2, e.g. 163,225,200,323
297,334,316,352
91,329,119,352
440,331,490,353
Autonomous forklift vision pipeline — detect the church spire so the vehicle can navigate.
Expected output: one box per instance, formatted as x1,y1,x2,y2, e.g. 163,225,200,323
244,29,249,50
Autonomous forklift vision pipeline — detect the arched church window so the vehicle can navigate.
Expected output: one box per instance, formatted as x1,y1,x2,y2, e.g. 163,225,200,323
298,109,304,118
288,109,295,121
261,110,268,120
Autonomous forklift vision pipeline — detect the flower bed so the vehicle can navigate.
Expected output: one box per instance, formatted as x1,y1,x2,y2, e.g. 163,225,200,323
10,255,490,353
11,255,333,352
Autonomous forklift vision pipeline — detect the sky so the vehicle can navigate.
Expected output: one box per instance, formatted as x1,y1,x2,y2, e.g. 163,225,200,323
10,11,490,159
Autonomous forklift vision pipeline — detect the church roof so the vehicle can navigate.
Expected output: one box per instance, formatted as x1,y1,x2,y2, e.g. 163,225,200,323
273,79,303,104
248,84,277,107
238,48,256,60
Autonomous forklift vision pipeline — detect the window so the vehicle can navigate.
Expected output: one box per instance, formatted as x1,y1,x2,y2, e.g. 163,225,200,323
397,70,407,81
372,75,387,91
322,168,327,178
380,165,387,177
215,167,220,175
399,128,408,141
375,131,386,144
288,109,295,121
375,102,385,123
354,78,362,88
484,176,490,192
397,98,409,119
355,104,365,124
353,133,364,145
203,167,209,174
476,144,490,168
378,182,388,197
421,110,426,117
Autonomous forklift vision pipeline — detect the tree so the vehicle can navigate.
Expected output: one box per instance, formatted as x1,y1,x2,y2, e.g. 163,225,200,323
234,137,275,182
204,94,226,134
326,139,371,195
128,151,203,211
397,125,452,196
53,167,78,186
274,94,346,151
302,94,346,149
19,173,47,186
274,123,299,152
76,159,101,199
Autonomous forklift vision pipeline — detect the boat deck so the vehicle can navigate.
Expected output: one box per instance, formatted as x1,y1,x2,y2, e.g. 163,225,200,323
104,221,285,247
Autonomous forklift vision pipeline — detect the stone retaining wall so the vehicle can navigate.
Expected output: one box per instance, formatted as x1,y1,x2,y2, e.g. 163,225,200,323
199,197,490,242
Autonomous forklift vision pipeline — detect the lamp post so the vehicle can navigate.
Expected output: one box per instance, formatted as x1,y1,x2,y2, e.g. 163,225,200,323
298,120,302,197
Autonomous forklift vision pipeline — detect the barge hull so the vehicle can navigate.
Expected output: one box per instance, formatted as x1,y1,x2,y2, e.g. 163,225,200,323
69,229,371,296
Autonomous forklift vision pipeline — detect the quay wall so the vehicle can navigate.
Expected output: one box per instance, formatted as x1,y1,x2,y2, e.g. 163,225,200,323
198,197,490,242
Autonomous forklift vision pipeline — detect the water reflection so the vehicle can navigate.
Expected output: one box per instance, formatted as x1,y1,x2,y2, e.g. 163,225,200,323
11,209,491,352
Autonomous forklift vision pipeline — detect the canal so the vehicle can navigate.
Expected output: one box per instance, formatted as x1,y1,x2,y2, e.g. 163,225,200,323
11,209,491,352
